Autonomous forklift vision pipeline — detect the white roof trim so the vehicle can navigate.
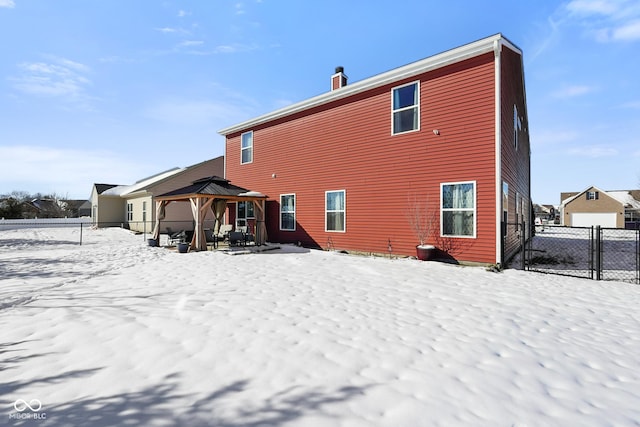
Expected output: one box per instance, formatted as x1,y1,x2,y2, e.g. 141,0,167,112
219,34,520,135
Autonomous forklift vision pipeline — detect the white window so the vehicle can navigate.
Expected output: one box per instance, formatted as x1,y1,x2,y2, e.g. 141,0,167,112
392,81,419,134
241,131,253,164
441,181,476,238
586,191,599,200
280,194,296,231
126,203,133,221
326,190,345,232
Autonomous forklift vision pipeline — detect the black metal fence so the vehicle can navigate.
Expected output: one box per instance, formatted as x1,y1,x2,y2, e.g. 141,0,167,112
524,225,640,285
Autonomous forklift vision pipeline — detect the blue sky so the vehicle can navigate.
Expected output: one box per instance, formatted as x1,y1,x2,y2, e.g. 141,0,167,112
1,0,639,204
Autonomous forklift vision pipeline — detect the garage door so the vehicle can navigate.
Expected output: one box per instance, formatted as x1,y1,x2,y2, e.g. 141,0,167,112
571,213,617,228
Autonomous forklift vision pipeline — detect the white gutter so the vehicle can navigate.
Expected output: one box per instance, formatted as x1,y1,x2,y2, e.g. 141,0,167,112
219,34,520,135
494,39,503,265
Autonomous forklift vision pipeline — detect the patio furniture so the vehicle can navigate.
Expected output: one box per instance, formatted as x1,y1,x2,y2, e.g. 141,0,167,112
166,227,186,245
228,231,246,247
204,229,219,250
216,224,233,242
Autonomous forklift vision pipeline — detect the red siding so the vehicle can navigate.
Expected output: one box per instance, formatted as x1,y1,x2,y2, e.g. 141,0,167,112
226,53,499,263
500,45,531,261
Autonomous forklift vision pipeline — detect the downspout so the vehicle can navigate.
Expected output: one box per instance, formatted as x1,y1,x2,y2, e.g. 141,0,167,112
494,38,503,265
223,137,227,179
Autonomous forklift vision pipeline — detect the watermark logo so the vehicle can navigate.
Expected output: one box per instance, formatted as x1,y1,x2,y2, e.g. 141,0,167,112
9,399,46,421
14,399,42,412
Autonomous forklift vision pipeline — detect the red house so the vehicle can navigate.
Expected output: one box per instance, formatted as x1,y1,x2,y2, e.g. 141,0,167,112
219,34,531,265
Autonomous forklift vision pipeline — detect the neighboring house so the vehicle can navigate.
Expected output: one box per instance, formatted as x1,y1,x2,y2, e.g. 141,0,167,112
91,156,224,232
22,199,64,218
533,204,557,223
61,199,92,217
560,186,640,228
90,184,125,227
219,34,531,264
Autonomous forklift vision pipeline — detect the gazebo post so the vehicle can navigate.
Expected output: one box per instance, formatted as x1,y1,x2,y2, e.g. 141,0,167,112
152,200,168,243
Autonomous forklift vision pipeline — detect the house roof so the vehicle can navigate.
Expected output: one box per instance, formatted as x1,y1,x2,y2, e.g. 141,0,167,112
156,176,267,200
609,191,640,209
94,184,120,195
561,186,640,209
218,33,521,136
102,167,185,197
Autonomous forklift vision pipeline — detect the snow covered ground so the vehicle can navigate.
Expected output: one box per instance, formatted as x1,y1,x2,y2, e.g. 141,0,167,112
1,227,639,426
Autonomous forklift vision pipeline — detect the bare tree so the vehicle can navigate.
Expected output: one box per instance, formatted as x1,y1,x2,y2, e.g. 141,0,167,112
406,195,438,246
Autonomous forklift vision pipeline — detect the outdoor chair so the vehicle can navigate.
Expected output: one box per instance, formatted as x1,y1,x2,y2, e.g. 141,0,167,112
228,231,246,247
204,229,218,250
216,224,233,242
166,227,186,245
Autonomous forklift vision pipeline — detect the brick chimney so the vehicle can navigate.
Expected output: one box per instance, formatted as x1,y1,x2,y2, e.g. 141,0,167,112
331,66,347,90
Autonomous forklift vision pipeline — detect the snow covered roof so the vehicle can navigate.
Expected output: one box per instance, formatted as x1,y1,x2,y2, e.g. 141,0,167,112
561,186,640,209
609,191,640,209
101,167,185,197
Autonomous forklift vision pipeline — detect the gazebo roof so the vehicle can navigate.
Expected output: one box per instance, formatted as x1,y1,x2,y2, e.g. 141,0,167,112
156,176,267,201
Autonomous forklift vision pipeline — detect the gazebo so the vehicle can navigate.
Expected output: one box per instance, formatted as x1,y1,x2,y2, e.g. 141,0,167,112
152,176,268,251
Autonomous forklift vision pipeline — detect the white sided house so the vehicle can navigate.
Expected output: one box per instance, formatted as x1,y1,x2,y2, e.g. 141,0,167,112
560,186,640,228
91,157,224,232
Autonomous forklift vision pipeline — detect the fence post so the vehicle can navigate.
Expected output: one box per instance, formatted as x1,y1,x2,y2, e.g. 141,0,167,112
595,225,602,281
520,220,526,270
636,229,639,285
80,222,83,246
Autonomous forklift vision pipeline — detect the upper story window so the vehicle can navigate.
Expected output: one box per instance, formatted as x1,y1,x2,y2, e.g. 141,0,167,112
513,105,521,150
280,194,296,231
441,181,476,238
586,191,599,200
392,82,419,135
241,131,253,164
326,190,346,232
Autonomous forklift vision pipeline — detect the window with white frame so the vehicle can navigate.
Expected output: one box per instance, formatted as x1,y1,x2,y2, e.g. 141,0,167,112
237,201,254,220
241,131,253,164
586,191,599,200
392,82,419,134
126,203,133,221
326,190,345,232
280,194,295,231
441,181,476,237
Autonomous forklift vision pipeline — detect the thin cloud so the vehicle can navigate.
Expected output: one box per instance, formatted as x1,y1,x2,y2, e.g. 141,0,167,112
619,100,640,109
0,0,15,8
564,0,640,42
568,146,618,157
10,56,91,99
566,0,619,16
213,43,257,54
551,85,595,98
235,2,246,15
156,27,179,33
177,10,191,17
0,145,150,198
179,40,204,47
612,19,640,40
